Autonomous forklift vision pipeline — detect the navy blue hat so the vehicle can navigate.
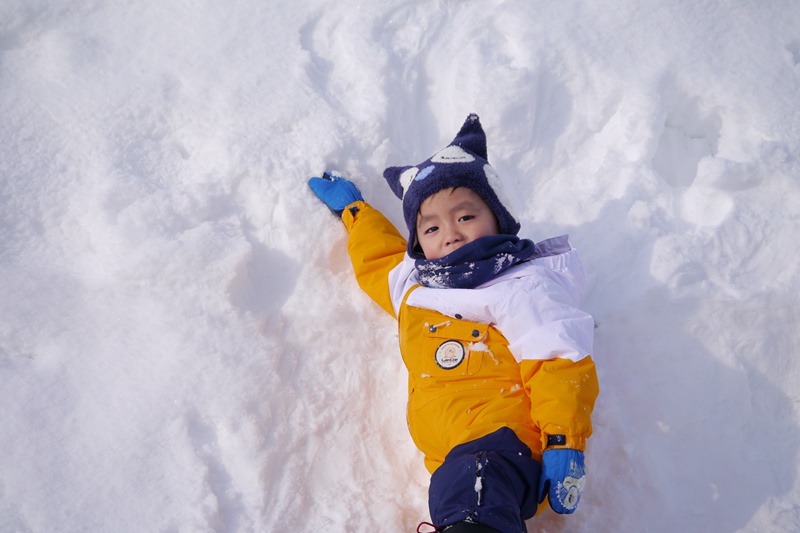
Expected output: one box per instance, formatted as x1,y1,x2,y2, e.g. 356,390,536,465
383,114,520,258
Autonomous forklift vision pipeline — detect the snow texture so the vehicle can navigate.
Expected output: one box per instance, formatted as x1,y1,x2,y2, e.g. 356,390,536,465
1,0,800,531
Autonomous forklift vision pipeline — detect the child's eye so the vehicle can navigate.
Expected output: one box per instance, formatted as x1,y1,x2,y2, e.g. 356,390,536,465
459,215,475,222
424,226,438,234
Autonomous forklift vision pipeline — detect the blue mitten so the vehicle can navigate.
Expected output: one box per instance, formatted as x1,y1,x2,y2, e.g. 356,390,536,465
538,448,586,514
307,171,364,216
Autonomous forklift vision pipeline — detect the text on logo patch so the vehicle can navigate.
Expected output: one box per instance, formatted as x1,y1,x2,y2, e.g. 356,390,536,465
435,340,466,370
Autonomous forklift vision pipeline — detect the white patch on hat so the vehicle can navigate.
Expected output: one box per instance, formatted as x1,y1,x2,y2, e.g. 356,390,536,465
399,167,419,198
484,164,519,223
431,145,475,163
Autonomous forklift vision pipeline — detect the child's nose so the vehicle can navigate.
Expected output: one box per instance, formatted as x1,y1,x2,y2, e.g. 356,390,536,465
444,227,464,246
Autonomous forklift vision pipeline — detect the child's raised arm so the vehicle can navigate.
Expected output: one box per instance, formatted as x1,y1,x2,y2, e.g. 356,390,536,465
308,171,408,318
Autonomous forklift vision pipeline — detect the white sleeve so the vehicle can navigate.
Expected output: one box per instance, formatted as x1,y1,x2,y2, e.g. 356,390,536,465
494,253,594,363
386,254,420,317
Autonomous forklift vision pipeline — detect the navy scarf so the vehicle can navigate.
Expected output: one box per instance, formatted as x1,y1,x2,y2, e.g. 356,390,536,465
415,234,537,289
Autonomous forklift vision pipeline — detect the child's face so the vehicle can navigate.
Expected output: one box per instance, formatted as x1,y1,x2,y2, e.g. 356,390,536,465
416,187,500,260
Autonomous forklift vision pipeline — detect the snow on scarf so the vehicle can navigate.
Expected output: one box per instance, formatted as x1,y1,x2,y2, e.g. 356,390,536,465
415,234,537,289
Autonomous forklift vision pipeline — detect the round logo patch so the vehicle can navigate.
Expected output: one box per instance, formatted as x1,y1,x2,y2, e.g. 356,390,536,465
435,340,466,370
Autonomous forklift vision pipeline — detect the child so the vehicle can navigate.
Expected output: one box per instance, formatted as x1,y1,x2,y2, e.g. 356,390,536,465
308,114,599,533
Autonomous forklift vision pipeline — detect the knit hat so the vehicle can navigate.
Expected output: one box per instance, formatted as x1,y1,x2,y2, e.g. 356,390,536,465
383,113,520,258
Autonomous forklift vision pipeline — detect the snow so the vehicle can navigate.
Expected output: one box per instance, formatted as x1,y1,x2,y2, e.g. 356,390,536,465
1,0,799,531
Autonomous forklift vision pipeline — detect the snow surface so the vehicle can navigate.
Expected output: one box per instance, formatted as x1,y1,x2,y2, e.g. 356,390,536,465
1,0,800,531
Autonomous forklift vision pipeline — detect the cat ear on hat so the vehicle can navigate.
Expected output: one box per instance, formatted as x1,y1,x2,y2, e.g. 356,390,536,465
383,165,419,200
451,113,488,160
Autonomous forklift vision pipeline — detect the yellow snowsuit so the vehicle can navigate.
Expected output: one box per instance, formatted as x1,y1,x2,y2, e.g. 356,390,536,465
343,202,599,474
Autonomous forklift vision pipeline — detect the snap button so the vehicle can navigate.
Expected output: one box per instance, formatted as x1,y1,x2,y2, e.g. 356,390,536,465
429,325,437,333
471,329,480,338
454,313,462,320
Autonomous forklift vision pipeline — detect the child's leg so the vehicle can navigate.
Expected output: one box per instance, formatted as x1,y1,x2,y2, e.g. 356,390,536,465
428,427,541,533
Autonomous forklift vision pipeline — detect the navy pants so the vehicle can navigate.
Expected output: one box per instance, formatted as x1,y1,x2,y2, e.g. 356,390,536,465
428,427,541,533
